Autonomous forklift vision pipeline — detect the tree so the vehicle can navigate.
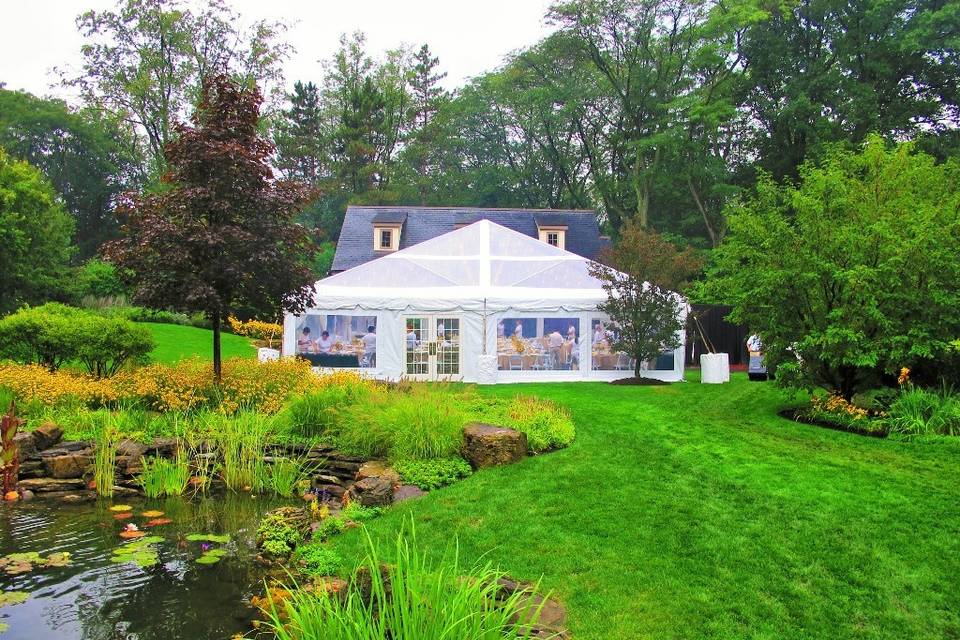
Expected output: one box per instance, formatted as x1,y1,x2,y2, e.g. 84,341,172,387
589,220,702,378
0,149,75,315
699,137,960,398
104,75,316,380
274,81,326,185
64,0,292,177
736,0,960,181
0,89,140,258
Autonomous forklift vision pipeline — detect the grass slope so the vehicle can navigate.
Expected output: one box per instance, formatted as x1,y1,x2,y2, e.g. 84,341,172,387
331,373,960,639
141,322,256,364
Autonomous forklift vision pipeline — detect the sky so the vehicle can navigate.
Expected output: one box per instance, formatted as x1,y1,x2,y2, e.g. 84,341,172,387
0,0,556,103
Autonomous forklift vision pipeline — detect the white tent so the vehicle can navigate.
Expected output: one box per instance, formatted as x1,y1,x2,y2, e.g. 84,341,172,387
283,220,685,383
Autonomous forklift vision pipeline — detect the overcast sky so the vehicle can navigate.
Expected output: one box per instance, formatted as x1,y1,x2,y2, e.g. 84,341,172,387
0,0,556,103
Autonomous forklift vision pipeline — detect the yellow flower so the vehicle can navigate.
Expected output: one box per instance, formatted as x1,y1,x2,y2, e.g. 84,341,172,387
897,367,910,386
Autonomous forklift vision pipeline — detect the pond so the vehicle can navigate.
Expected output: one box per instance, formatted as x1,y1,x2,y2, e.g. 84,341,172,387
0,495,295,640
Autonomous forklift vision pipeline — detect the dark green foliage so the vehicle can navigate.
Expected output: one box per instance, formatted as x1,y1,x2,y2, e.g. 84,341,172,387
0,89,138,258
257,511,305,557
701,138,960,398
0,150,75,314
395,457,472,490
72,259,129,299
886,387,960,438
0,303,153,376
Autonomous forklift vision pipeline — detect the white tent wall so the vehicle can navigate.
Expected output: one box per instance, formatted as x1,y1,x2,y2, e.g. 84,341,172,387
282,220,686,384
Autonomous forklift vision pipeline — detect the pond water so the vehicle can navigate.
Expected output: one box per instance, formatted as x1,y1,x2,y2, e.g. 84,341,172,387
0,495,295,640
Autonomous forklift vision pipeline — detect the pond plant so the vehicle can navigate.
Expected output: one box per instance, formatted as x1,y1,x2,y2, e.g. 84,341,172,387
263,526,551,640
139,452,191,498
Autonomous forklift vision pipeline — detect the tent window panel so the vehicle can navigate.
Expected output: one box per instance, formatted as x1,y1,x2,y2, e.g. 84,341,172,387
497,317,580,372
295,314,377,368
436,318,461,376
405,317,428,375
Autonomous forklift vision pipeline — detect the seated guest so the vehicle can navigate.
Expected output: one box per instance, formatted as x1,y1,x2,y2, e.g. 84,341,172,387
593,323,607,346
406,325,418,349
316,330,334,354
297,326,314,353
548,329,565,369
362,324,377,366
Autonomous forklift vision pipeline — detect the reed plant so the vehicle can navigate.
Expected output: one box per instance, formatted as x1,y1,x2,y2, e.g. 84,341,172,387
264,458,308,497
139,451,190,498
93,416,120,497
264,525,550,639
214,411,270,491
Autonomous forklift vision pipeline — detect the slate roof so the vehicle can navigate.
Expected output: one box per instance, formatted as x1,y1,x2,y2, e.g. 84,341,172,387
330,206,604,273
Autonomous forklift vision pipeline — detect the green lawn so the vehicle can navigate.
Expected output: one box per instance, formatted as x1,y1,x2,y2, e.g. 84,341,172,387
330,373,960,639
140,322,256,364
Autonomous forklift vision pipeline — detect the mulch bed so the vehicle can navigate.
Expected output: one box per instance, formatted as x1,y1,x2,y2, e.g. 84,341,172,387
609,377,670,386
778,408,888,438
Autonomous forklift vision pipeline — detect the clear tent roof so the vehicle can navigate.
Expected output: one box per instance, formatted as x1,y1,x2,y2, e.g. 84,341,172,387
320,219,604,291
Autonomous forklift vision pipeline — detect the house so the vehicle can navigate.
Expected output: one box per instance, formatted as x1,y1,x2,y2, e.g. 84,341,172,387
330,205,606,274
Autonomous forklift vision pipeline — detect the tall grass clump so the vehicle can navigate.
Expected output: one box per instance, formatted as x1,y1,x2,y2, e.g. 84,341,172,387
213,411,270,491
279,371,377,440
886,386,960,437
337,384,466,461
93,416,120,497
139,451,190,497
263,457,311,497
264,525,550,639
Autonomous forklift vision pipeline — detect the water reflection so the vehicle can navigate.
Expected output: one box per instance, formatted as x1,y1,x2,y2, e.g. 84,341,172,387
0,494,293,640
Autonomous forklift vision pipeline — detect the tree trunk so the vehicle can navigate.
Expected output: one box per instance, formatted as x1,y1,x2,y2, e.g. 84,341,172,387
212,307,222,383
634,356,642,380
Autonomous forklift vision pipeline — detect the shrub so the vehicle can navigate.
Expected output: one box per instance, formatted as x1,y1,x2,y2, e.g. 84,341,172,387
292,543,343,577
73,259,128,299
801,394,888,436
227,316,283,341
0,303,153,377
257,511,304,557
885,387,960,438
278,371,377,440
395,457,472,490
264,526,549,640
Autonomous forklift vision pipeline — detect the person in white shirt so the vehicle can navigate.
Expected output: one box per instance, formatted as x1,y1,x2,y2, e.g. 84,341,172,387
297,326,314,354
567,325,577,342
362,325,377,366
497,321,505,338
406,325,418,350
514,320,524,338
593,323,607,346
747,334,762,353
548,330,565,369
316,330,334,354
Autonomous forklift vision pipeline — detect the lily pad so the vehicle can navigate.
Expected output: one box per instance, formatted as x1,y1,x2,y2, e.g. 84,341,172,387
44,552,71,567
0,591,29,608
119,530,146,540
0,622,8,633
2,562,32,576
4,552,40,563
195,554,220,565
203,548,228,558
145,518,173,527
141,510,165,518
186,533,230,544
113,512,134,520
108,504,133,512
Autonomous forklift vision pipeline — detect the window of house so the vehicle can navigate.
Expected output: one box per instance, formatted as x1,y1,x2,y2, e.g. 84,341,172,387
537,227,566,250
546,232,560,247
373,225,400,251
379,228,393,249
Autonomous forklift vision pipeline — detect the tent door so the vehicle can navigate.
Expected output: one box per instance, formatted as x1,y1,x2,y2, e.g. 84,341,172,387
403,315,462,381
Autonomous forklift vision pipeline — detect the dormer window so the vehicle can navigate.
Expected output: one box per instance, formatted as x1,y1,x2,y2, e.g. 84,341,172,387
537,225,567,250
373,224,401,252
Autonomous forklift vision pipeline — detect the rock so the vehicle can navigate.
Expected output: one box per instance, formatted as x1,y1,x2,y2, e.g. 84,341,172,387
61,493,94,504
313,483,346,499
462,423,527,468
146,437,178,458
17,460,44,479
110,485,141,497
19,490,34,501
497,577,568,638
324,458,364,480
41,451,93,479
114,456,143,477
116,439,148,459
346,476,393,507
393,485,425,502
312,474,342,486
13,432,37,461
32,422,63,451
313,576,349,596
356,460,401,485
18,478,86,493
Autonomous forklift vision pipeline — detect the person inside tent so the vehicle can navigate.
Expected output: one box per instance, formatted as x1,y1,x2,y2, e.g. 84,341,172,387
316,330,334,354
362,325,377,367
514,320,524,339
593,322,607,346
548,329,565,369
567,325,577,342
406,325,418,350
297,326,314,354
497,321,505,338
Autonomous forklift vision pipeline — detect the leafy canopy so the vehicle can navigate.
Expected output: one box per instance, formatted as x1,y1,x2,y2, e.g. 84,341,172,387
700,136,960,397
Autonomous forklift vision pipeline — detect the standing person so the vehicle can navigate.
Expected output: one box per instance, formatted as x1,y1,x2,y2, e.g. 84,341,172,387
406,325,418,350
316,330,334,354
548,329,565,369
514,320,524,338
747,334,762,353
362,325,377,367
567,324,577,342
497,321,505,338
297,326,314,354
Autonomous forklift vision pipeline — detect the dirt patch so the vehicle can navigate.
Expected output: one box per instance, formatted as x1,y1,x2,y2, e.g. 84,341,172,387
609,377,670,386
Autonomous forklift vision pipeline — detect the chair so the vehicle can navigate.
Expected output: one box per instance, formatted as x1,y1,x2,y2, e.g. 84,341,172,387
509,354,524,370
615,353,631,370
